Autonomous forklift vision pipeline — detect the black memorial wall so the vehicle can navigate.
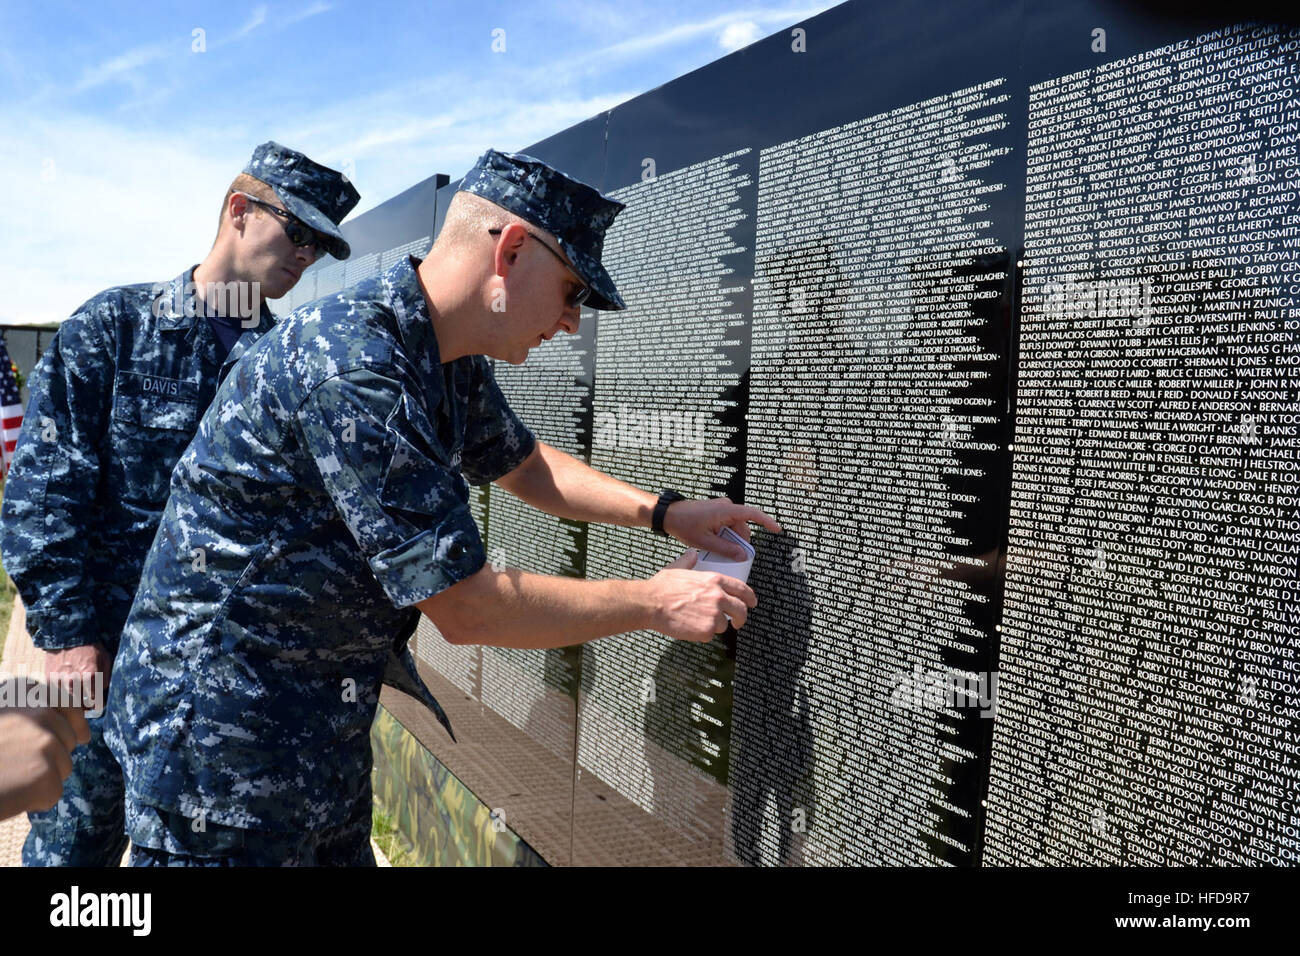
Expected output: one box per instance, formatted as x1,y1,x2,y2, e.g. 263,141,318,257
292,0,1300,865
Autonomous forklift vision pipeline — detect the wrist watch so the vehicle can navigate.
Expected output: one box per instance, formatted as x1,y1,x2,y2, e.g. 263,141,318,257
652,490,687,536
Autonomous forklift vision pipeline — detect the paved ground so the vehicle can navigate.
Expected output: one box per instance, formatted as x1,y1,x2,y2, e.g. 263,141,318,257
0,597,390,867
0,598,46,866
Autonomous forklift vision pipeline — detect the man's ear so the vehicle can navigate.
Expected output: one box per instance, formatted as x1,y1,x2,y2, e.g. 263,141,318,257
492,222,529,277
228,193,249,233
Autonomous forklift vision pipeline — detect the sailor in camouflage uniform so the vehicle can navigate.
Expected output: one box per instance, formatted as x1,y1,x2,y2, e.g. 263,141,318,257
105,149,778,864
0,142,360,866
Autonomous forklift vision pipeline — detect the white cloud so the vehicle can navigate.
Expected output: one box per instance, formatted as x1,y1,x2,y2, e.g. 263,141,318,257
48,2,278,103
0,113,243,324
283,2,334,27
273,64,636,216
311,89,635,217
213,4,326,50
21,5,337,120
718,21,762,52
0,2,843,322
591,5,834,60
0,72,637,322
233,6,269,39
72,40,174,93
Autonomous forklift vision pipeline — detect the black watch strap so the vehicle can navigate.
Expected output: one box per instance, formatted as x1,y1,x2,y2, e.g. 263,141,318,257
652,490,687,537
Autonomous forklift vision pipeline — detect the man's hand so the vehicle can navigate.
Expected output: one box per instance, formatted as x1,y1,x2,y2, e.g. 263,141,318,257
44,642,111,713
663,497,782,559
647,550,758,642
0,678,92,821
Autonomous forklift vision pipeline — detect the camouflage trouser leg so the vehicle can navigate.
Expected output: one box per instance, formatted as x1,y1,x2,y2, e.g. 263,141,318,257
315,783,376,866
128,845,230,867
23,712,128,866
127,785,375,867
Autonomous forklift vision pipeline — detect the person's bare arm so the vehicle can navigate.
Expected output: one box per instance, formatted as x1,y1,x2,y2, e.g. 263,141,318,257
495,441,781,558
418,551,756,648
0,678,92,822
494,441,657,528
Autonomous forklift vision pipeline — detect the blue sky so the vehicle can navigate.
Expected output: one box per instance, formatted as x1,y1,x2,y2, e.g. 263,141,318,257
0,0,840,324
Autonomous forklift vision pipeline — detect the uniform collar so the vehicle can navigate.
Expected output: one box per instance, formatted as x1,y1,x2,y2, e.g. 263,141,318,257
153,265,276,336
152,267,199,330
386,256,439,359
384,255,455,406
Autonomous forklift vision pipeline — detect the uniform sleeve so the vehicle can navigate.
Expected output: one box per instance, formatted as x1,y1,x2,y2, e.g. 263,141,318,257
0,308,114,650
460,356,536,486
297,368,485,609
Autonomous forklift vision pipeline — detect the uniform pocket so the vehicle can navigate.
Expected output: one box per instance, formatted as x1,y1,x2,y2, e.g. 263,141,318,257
378,397,466,520
109,371,202,505
112,372,200,431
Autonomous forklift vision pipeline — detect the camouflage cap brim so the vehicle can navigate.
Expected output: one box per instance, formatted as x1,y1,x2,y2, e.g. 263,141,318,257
562,241,625,311
278,194,352,260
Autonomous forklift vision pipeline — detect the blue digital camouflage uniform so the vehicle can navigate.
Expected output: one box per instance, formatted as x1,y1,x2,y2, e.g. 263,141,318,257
0,271,274,866
104,148,625,864
0,141,369,866
105,253,537,858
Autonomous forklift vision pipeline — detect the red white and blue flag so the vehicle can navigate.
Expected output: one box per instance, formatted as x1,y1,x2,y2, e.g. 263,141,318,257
0,337,24,478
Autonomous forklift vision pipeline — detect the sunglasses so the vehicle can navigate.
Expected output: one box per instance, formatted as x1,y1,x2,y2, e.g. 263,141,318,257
240,194,331,256
489,228,590,308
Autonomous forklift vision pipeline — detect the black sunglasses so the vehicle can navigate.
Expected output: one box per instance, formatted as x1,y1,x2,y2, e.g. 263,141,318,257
489,228,590,308
240,194,330,256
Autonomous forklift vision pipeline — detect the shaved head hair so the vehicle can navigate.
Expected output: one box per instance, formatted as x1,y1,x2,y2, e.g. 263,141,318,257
432,191,553,255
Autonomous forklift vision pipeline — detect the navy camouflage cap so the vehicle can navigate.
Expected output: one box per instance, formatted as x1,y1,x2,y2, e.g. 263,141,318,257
244,141,361,260
458,149,626,311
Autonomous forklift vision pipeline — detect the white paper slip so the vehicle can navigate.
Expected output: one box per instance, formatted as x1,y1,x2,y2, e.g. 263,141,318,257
694,525,756,585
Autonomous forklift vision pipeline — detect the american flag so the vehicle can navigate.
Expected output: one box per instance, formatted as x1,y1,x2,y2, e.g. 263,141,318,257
0,336,24,478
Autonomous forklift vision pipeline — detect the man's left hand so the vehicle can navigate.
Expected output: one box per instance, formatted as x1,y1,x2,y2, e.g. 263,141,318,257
663,497,781,559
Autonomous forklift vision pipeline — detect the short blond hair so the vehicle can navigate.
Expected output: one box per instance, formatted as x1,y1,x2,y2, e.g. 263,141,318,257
214,172,280,239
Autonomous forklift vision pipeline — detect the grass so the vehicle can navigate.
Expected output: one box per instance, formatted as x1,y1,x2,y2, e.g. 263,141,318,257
0,479,12,661
0,565,12,662
0,563,12,663
371,805,417,867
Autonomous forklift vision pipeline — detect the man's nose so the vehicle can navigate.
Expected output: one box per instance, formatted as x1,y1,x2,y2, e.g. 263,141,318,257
295,244,317,265
559,309,580,335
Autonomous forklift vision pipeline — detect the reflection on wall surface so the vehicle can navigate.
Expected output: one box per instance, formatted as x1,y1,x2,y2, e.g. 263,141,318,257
306,0,1300,865
986,19,1300,866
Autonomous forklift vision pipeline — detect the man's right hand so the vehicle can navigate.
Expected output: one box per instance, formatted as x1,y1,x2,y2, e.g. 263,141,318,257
44,642,111,712
648,550,757,642
0,678,93,821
